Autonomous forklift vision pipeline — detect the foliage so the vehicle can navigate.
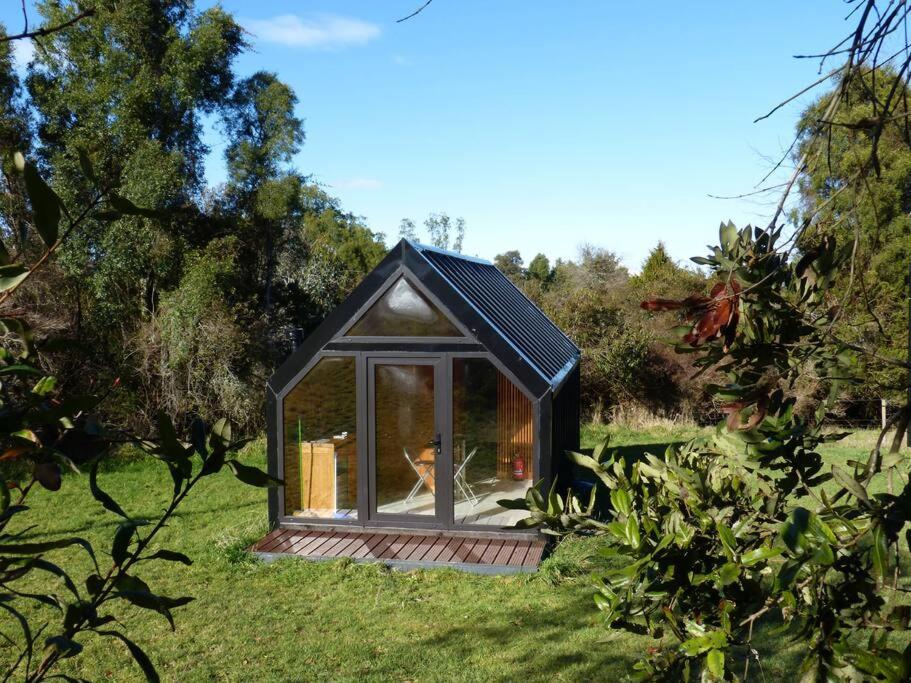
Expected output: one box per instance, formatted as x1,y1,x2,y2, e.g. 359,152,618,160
504,221,911,681
399,212,466,252
8,429,892,680
0,3,386,434
496,243,710,421
0,151,281,682
795,69,911,401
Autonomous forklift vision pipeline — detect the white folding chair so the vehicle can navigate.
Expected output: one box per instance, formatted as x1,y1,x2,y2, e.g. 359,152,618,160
403,448,435,504
453,447,479,506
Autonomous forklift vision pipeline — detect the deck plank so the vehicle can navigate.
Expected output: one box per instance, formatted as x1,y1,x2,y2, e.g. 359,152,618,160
351,534,386,559
421,536,453,562
253,528,285,551
258,529,293,553
492,540,518,566
308,532,349,557
523,542,546,567
508,541,532,566
404,534,438,561
253,528,545,573
269,530,307,554
293,531,332,556
285,531,326,555
434,537,466,563
396,535,425,560
479,539,504,564
316,533,355,558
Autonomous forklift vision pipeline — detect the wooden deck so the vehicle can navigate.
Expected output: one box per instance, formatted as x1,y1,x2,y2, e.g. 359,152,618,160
251,528,546,575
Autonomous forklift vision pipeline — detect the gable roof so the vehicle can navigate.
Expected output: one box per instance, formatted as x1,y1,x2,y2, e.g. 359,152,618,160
410,242,580,386
268,239,580,399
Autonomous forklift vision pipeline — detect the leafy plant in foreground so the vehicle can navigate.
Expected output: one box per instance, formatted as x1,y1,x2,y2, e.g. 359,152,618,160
504,222,910,681
0,150,281,682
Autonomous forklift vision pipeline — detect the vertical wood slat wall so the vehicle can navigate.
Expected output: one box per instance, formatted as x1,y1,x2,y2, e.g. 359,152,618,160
496,371,533,479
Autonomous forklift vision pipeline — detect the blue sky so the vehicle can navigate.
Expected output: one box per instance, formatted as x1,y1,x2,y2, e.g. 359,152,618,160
4,2,851,269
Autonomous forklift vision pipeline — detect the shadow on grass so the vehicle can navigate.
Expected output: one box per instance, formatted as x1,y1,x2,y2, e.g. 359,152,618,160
17,498,261,540
413,587,643,681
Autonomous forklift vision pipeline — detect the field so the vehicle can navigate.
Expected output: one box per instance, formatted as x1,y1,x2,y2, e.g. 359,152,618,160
3,426,907,681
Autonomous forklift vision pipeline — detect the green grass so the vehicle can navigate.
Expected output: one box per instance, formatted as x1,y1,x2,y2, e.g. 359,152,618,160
2,428,906,681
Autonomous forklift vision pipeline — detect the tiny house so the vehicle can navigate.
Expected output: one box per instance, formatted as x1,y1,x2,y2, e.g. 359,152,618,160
265,239,580,539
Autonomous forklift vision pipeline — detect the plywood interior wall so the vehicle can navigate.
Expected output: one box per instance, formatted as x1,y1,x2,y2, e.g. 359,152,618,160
496,371,534,479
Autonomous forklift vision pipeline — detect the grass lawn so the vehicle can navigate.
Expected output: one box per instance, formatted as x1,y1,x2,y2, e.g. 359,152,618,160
3,426,906,681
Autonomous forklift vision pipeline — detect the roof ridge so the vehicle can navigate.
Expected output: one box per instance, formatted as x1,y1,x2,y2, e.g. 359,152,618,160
407,239,493,265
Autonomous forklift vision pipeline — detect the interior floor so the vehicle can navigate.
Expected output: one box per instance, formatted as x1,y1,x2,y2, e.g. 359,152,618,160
290,478,532,527
377,477,532,526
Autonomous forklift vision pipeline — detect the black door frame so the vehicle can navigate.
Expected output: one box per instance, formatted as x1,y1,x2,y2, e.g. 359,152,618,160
366,354,452,527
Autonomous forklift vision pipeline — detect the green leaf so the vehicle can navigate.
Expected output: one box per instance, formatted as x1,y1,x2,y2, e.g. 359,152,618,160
95,630,160,682
0,263,29,292
871,524,889,578
609,488,632,516
90,458,130,519
14,151,61,245
715,562,740,587
706,649,725,678
209,417,232,448
741,545,783,566
716,522,736,559
31,375,57,396
108,193,159,219
624,515,641,549
831,465,870,507
719,221,738,252
226,460,283,487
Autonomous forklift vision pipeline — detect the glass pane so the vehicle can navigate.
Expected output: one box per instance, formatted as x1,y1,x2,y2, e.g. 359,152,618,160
452,358,534,525
282,357,357,519
374,363,437,515
347,278,463,337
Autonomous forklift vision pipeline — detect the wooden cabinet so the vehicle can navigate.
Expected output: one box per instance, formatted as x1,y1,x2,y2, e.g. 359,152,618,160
298,436,357,516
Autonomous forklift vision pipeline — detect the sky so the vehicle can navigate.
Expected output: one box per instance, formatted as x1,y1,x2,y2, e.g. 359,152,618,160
3,1,854,270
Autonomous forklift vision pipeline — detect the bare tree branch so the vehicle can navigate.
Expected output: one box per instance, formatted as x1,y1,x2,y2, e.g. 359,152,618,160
397,0,434,24
1,7,94,43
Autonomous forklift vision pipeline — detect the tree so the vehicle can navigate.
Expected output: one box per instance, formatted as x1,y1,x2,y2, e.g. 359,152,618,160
398,212,466,251
795,69,911,402
223,70,304,341
494,249,524,280
527,253,551,283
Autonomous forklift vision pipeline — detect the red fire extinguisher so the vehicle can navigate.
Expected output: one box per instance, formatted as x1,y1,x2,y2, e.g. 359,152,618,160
512,453,525,480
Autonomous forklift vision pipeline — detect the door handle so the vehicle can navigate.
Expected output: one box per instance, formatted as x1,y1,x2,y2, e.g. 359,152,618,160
429,435,442,455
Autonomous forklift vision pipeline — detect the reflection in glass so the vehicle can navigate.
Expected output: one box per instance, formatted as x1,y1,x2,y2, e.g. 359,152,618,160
282,357,357,518
374,363,437,515
452,358,534,525
347,278,462,337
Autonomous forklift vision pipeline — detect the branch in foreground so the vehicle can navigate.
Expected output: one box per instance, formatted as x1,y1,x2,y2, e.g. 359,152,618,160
1,8,94,43
397,0,433,23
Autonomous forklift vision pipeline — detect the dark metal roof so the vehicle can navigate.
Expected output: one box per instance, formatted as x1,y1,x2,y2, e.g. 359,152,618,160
411,241,580,387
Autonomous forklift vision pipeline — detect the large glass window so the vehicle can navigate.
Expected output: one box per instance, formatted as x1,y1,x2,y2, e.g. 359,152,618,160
452,358,534,525
282,356,357,518
346,278,462,337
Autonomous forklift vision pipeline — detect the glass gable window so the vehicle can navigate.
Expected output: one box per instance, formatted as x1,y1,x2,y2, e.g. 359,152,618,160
451,358,534,525
282,356,357,519
346,277,463,337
